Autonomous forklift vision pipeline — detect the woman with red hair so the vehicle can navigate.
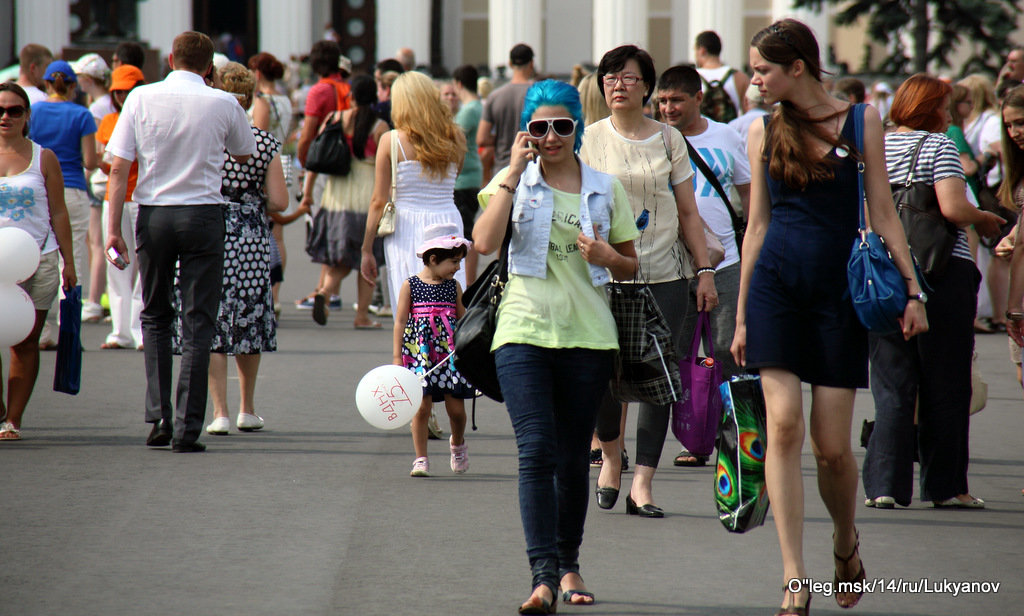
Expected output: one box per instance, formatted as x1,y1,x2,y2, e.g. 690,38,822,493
863,74,1004,510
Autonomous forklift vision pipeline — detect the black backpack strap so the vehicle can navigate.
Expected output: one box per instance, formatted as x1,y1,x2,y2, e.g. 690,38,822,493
684,136,745,240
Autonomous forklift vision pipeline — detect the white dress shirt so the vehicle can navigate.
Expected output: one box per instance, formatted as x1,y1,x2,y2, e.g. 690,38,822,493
106,70,255,205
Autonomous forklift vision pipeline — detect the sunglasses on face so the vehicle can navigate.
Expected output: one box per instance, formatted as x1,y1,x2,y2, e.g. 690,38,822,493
0,105,26,119
527,117,577,139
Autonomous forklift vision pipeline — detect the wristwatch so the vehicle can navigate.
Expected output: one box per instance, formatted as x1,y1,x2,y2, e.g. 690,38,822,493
907,291,928,304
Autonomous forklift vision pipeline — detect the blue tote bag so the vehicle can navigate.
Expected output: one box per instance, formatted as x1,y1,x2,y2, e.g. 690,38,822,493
53,285,82,395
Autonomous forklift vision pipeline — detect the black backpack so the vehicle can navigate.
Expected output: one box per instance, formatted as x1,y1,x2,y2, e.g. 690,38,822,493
699,69,738,124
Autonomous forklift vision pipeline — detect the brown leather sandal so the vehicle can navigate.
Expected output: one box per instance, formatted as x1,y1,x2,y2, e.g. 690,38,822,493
834,529,866,609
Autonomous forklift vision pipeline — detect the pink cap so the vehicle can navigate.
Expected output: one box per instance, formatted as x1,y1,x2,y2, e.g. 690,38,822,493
416,222,472,257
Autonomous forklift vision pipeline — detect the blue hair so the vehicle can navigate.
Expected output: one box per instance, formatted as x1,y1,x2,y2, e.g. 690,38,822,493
520,79,584,153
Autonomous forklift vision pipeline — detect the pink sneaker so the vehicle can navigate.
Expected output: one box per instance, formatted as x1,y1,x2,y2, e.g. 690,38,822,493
410,456,430,477
450,437,469,474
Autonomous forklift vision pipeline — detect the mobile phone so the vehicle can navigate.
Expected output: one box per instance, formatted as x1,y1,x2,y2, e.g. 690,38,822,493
106,246,127,269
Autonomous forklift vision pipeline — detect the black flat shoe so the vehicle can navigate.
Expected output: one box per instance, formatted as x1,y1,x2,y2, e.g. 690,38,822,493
146,420,172,447
595,486,619,509
171,441,207,453
625,494,664,518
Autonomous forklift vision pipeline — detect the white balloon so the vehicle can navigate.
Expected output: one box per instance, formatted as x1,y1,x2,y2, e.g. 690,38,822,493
0,283,36,347
355,365,423,430
0,227,42,284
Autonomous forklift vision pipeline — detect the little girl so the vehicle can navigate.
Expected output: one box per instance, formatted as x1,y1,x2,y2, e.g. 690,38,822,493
394,222,475,477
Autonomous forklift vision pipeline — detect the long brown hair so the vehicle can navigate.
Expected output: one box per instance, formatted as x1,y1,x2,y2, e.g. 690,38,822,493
998,86,1024,209
949,84,971,128
751,19,849,190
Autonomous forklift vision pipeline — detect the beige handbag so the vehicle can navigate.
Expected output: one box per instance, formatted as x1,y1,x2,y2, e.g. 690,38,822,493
376,131,398,237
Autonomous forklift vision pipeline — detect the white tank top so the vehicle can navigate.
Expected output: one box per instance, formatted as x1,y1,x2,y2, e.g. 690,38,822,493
0,142,57,254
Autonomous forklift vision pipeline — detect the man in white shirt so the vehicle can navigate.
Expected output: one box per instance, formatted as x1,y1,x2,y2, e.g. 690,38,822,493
16,44,52,106
658,65,750,466
694,31,749,124
105,31,256,452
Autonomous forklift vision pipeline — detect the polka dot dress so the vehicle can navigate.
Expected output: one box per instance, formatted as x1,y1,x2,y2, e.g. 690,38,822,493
401,276,474,401
172,126,281,355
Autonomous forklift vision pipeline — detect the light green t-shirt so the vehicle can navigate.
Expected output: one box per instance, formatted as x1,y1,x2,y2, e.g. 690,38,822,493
480,169,640,350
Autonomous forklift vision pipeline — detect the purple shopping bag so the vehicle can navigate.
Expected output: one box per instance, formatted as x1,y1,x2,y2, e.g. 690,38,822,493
671,311,723,456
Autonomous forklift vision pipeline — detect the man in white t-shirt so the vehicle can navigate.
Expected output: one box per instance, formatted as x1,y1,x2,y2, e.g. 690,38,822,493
16,44,52,106
658,65,750,466
694,31,749,124
106,31,256,452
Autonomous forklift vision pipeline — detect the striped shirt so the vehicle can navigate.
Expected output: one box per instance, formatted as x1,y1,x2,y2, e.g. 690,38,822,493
884,130,972,263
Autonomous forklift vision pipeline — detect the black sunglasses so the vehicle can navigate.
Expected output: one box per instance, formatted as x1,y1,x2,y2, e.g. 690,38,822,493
527,117,576,139
0,105,26,119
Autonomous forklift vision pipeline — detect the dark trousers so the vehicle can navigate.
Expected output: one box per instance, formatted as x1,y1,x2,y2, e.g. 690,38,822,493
863,257,979,504
136,205,225,444
594,279,687,467
494,344,614,593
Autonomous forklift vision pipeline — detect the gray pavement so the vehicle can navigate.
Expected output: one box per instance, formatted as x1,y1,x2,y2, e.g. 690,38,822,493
3,219,1023,616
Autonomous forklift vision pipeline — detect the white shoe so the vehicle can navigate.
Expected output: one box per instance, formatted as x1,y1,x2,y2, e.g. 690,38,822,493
206,417,230,435
82,301,105,322
236,412,265,432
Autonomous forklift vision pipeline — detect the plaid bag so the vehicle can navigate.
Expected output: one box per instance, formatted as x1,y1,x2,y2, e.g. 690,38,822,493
608,283,681,405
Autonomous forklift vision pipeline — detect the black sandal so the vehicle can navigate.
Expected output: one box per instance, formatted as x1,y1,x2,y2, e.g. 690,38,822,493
519,585,558,614
833,529,866,609
776,587,811,616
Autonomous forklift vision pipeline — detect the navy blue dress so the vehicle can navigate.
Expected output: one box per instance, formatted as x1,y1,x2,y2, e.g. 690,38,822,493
745,110,868,388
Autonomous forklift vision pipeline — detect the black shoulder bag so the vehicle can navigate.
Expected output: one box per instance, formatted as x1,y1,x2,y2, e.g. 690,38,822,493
453,207,513,404
684,137,746,250
305,88,352,176
891,134,958,277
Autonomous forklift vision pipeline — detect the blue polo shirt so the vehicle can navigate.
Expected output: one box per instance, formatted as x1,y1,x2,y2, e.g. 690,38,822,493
29,100,97,191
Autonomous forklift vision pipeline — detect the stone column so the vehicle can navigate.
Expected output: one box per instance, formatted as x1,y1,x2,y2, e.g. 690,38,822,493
592,0,648,62
689,0,745,70
137,0,192,57
259,0,314,63
377,0,432,65
487,0,543,72
16,0,69,55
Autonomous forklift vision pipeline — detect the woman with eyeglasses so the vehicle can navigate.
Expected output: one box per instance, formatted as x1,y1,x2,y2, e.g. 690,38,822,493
0,82,77,441
474,80,638,614
734,20,927,614
580,44,718,519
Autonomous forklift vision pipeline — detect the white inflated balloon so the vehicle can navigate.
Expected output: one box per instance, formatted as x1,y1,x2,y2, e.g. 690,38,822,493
0,283,36,347
0,227,42,284
355,365,423,430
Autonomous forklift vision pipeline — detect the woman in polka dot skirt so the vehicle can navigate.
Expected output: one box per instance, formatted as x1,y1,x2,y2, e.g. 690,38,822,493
172,62,289,436
394,222,474,477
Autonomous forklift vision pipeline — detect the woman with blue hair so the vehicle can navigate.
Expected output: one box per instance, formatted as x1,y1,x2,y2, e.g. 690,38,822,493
474,79,639,613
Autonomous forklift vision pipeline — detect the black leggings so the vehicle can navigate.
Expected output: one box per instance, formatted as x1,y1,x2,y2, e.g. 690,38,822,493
595,279,687,468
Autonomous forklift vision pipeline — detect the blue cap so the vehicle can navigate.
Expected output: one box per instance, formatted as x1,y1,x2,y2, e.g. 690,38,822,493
43,60,77,83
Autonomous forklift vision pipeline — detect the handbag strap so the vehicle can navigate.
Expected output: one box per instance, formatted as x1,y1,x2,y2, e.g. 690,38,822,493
689,310,714,361
389,131,398,203
853,102,868,233
684,136,745,240
900,133,930,187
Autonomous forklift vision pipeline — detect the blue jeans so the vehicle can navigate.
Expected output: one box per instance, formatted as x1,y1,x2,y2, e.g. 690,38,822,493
494,344,615,593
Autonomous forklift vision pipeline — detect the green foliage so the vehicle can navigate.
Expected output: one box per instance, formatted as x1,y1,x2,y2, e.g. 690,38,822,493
793,0,1022,78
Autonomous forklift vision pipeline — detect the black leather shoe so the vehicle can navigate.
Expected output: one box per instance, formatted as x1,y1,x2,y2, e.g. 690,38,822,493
595,486,619,510
146,420,172,447
171,441,207,453
626,494,664,518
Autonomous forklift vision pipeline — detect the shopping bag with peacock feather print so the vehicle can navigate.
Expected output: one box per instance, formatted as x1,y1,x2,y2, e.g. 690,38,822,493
715,375,770,533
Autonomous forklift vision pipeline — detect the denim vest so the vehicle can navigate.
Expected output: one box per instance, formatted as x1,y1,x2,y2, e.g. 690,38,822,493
508,159,615,286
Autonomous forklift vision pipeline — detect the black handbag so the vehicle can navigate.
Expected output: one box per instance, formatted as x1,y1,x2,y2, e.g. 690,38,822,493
305,110,352,176
976,182,1017,249
892,134,958,277
453,212,513,402
608,282,682,405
